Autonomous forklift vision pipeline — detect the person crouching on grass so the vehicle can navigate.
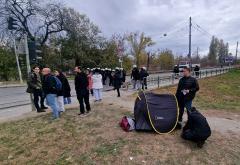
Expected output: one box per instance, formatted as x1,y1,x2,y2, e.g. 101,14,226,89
176,66,199,129
181,107,211,148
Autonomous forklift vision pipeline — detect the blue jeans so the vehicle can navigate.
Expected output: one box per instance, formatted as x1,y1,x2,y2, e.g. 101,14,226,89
46,94,59,119
93,89,103,101
64,97,71,104
178,100,192,122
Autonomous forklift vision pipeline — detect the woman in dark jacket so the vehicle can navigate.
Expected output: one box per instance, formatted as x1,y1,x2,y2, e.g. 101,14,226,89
113,68,122,97
55,70,71,104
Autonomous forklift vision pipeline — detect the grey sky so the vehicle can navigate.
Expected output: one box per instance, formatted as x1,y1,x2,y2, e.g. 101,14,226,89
66,0,240,56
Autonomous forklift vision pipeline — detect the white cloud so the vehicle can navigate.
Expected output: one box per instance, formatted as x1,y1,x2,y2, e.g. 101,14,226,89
66,0,240,56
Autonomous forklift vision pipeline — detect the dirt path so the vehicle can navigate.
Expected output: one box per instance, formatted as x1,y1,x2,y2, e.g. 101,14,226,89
104,90,240,135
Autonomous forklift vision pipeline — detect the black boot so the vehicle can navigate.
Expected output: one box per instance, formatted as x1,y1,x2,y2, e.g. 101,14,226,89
41,106,48,110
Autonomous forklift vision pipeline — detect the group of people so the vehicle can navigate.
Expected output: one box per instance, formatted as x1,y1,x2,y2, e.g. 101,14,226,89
27,64,210,147
131,65,149,90
27,66,71,118
173,65,200,78
27,66,127,119
175,66,211,148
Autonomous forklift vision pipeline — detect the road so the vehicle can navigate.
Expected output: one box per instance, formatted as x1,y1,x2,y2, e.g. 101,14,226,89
0,67,232,122
0,72,172,110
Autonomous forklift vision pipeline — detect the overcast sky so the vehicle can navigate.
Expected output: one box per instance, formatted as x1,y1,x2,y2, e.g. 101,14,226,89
66,0,240,56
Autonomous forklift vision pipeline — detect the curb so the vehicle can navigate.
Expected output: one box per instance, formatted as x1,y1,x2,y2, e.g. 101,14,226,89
0,84,26,88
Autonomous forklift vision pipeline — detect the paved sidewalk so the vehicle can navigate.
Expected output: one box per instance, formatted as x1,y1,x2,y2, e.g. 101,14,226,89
0,89,134,123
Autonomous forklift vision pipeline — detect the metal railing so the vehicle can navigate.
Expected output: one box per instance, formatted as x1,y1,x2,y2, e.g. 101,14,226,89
126,66,235,90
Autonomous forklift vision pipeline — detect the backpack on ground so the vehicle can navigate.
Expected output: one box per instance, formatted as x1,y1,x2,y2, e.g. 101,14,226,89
119,116,135,132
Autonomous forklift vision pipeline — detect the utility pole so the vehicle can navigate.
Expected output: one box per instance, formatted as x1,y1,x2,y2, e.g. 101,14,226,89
235,41,238,63
24,33,34,111
13,37,23,84
24,34,31,73
188,17,192,60
147,52,150,71
197,47,199,57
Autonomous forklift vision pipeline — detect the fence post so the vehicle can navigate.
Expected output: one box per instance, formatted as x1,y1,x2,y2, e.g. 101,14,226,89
216,69,217,75
171,74,174,84
211,70,212,76
206,70,207,77
157,76,160,88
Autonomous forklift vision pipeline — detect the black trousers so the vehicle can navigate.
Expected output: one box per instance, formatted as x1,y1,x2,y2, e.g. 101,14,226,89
33,89,45,111
141,79,147,90
77,93,91,114
116,88,120,97
182,129,206,143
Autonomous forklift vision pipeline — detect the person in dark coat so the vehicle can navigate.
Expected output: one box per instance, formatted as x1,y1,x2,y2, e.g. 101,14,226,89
101,69,107,85
173,65,179,78
113,68,122,97
139,67,149,90
109,69,114,86
131,65,140,89
26,66,47,113
74,66,91,116
120,68,126,83
55,70,71,105
182,107,211,148
176,66,199,129
194,65,200,78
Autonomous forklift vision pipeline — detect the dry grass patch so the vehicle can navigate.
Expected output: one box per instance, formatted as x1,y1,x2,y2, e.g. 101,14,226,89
0,101,240,164
0,69,240,164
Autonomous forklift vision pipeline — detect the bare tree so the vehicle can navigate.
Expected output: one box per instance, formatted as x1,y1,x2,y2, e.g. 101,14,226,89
0,0,64,45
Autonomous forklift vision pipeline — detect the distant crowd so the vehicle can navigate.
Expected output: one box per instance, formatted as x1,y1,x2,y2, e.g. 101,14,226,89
26,65,149,119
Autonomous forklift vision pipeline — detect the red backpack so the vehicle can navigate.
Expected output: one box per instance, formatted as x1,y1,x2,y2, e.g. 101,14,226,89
119,116,135,132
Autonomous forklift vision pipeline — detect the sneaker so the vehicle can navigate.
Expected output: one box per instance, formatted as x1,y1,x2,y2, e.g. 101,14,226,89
78,113,86,117
86,110,91,113
197,141,205,148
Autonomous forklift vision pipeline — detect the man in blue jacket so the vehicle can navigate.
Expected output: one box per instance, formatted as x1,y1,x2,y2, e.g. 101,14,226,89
42,68,60,119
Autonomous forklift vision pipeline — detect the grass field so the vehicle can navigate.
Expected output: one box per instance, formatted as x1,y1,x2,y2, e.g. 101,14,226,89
154,69,240,112
0,69,240,164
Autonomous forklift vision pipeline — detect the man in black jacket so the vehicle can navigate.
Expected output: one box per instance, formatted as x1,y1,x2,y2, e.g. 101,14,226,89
113,68,122,97
176,67,199,129
131,65,140,90
74,66,91,116
182,107,211,148
140,67,149,90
